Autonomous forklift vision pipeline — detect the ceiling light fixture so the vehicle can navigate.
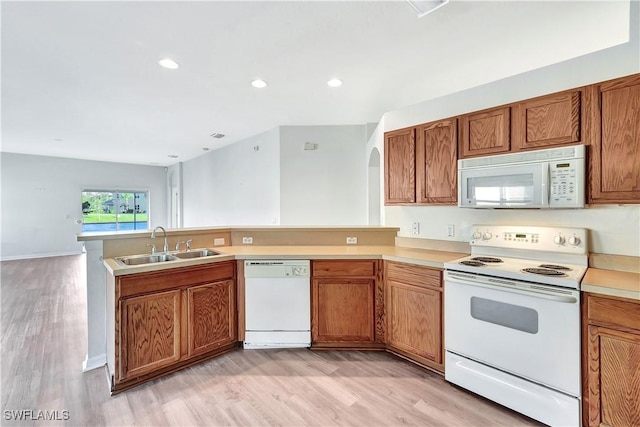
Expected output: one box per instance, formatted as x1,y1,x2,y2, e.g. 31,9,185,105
158,58,180,69
251,79,268,88
327,78,343,88
406,0,449,17
167,154,179,158
210,133,225,139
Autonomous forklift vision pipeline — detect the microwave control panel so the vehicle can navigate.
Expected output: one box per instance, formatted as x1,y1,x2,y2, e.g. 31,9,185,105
549,159,584,207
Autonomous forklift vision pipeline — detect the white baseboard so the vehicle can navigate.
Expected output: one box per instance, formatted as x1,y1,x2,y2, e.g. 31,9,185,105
0,250,84,262
83,353,107,372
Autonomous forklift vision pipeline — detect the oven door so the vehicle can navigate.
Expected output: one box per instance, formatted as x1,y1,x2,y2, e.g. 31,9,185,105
444,270,580,396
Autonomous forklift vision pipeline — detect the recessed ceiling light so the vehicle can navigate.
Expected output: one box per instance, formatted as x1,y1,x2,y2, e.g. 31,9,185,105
202,147,210,151
327,78,343,87
210,133,225,139
251,79,268,88
158,58,179,69
168,154,179,158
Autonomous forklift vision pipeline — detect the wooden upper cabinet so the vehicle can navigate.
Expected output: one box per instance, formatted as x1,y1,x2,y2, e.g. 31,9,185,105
416,118,457,204
587,74,640,204
384,127,416,204
512,90,582,151
459,106,510,158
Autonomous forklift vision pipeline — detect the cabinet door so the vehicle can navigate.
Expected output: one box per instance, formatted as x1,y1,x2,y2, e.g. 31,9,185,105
512,90,582,150
120,290,181,380
386,281,442,364
459,106,510,158
312,278,375,343
585,325,640,427
588,74,640,204
416,118,457,204
384,127,416,204
187,280,236,358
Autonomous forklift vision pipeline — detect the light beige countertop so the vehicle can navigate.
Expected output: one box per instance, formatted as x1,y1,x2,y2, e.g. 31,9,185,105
582,269,640,301
101,237,640,301
104,245,469,277
582,254,640,301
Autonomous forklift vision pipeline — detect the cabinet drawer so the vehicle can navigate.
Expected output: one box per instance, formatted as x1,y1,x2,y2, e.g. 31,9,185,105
585,293,640,331
119,262,235,298
385,261,441,288
312,260,377,277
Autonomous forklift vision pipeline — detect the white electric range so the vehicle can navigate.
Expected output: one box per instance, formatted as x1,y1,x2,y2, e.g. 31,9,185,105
444,224,588,427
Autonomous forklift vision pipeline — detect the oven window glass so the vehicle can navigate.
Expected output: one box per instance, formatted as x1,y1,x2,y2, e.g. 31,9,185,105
467,174,534,206
470,297,539,334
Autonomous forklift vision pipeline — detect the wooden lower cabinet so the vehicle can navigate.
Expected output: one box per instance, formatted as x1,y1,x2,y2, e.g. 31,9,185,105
311,260,384,348
187,279,235,357
108,261,237,393
385,261,443,372
583,293,640,427
120,290,182,380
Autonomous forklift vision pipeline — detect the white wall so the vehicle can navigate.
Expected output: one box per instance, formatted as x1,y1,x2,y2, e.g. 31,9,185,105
374,2,640,257
181,125,369,226
279,125,367,225
182,127,281,226
167,162,184,228
0,153,168,259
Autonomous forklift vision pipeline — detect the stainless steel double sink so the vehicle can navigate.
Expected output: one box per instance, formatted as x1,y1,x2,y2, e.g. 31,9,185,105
115,249,222,266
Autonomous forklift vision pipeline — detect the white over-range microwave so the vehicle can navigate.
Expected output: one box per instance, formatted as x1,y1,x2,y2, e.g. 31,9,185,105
458,145,585,209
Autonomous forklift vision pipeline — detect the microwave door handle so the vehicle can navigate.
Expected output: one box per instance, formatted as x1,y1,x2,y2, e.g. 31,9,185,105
542,163,550,207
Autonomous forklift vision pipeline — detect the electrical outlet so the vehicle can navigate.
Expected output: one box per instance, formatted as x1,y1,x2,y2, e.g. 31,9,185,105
412,222,420,235
213,238,225,246
242,236,253,244
346,237,358,245
447,224,455,237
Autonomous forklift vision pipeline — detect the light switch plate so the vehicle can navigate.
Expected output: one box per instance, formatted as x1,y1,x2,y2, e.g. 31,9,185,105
412,222,420,235
214,238,225,246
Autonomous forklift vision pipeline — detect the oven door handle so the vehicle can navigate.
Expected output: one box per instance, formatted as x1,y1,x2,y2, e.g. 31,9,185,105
445,274,578,304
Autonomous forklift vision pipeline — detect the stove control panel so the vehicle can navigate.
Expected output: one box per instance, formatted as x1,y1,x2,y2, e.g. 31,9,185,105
469,225,588,254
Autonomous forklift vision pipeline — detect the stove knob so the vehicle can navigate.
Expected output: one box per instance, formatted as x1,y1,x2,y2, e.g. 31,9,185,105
472,231,482,239
568,236,581,246
483,232,492,240
553,234,565,245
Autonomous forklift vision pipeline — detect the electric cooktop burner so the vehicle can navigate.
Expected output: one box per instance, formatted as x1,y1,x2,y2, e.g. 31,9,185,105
539,264,572,271
471,257,503,263
460,260,486,267
521,267,568,277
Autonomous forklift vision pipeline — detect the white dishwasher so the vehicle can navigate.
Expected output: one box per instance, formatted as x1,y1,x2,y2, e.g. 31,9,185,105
244,260,311,349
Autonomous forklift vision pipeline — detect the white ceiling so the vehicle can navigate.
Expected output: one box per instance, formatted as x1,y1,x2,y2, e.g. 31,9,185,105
1,1,630,166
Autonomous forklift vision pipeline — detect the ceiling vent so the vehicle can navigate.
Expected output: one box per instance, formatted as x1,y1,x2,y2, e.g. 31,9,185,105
406,0,449,17
210,133,225,139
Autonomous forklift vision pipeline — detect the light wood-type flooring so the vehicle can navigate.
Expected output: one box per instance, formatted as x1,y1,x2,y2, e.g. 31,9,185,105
1,255,542,426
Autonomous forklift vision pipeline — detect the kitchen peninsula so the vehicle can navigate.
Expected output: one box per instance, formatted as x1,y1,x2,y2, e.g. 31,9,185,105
79,226,468,391
77,225,640,425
